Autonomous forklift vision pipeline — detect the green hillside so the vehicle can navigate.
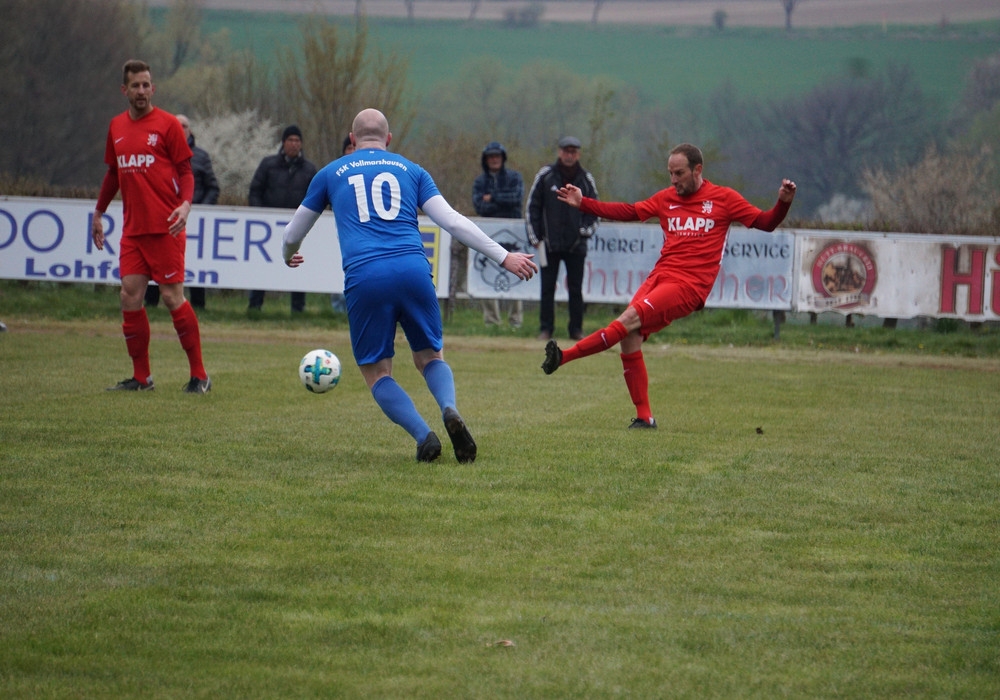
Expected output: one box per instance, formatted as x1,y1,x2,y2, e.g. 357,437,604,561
178,10,1000,107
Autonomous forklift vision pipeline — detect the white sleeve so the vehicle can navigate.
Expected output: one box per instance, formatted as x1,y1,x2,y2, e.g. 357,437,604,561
281,205,323,262
421,195,508,265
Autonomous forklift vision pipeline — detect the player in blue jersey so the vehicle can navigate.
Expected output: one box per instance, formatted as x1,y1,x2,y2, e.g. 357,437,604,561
282,109,538,463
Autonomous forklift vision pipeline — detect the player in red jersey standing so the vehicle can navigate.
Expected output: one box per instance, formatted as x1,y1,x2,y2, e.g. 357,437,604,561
542,143,796,429
92,59,211,393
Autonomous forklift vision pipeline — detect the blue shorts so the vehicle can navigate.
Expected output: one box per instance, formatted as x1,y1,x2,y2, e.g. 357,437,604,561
345,254,443,366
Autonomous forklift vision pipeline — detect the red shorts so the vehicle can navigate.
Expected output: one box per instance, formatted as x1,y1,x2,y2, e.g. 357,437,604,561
630,271,706,339
119,232,186,284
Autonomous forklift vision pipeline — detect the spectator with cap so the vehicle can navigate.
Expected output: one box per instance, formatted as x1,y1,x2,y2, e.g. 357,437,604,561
247,124,318,313
525,136,599,341
472,140,525,328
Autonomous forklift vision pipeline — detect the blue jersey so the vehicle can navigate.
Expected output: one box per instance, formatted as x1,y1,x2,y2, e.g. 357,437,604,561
301,149,440,274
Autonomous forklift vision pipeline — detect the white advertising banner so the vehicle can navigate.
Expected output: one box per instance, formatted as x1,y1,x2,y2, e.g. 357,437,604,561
796,231,1000,320
7,197,999,320
466,218,795,310
0,196,450,296
706,228,795,311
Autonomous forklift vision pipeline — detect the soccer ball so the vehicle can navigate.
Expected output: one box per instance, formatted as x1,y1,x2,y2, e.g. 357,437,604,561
299,349,341,393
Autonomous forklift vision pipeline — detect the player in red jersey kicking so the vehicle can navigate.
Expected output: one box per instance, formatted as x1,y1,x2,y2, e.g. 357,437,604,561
92,59,211,394
542,143,796,429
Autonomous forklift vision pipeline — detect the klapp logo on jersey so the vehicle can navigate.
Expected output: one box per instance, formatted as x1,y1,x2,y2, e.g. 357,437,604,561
666,215,716,235
117,153,156,169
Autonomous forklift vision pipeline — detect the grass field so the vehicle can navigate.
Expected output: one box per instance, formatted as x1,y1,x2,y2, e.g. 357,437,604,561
174,10,1000,108
2,282,999,696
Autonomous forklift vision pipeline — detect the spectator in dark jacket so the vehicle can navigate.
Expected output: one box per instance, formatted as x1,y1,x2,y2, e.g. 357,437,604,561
526,136,599,341
144,113,219,309
247,124,317,313
473,141,524,218
473,141,524,328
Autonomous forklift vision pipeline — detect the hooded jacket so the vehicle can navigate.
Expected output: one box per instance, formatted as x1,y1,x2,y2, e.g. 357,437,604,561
472,142,524,219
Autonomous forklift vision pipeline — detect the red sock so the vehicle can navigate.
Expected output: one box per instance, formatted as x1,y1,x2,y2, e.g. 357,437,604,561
122,308,152,385
170,300,207,380
562,320,629,364
621,350,653,422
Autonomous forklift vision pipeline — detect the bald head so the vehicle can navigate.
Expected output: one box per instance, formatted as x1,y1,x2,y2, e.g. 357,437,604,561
351,108,390,150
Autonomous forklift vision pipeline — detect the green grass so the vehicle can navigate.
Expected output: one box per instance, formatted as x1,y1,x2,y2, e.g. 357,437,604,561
2,281,1000,697
178,10,1000,108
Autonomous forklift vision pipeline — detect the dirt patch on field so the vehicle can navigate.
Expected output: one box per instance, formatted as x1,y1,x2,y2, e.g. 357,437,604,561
164,0,1000,27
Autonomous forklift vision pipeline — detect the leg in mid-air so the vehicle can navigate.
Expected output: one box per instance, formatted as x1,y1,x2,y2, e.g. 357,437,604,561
541,308,655,428
543,317,632,374
542,279,701,428
416,351,476,464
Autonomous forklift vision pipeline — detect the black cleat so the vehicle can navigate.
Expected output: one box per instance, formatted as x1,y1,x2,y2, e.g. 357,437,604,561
542,340,562,375
106,377,154,392
443,408,477,463
628,417,658,430
416,431,442,462
183,376,212,394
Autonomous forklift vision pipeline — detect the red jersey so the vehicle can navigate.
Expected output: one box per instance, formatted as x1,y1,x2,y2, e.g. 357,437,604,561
97,107,193,237
582,180,787,297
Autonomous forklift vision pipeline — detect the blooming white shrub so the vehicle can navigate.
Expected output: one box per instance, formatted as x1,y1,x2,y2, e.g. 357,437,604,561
815,194,872,226
190,111,279,204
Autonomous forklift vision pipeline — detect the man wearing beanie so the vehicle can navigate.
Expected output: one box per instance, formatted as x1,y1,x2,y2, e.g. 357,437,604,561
248,124,318,313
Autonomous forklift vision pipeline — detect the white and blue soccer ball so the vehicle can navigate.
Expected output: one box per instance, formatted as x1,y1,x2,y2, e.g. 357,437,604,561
299,349,341,393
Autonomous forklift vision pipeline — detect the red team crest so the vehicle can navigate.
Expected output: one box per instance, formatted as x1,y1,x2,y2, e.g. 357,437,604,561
147,133,158,147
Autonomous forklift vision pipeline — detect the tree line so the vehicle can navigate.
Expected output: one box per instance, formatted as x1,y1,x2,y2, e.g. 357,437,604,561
1,0,997,234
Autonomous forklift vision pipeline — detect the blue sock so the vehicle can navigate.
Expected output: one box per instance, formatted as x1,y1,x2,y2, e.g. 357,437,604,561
422,359,456,415
371,376,431,442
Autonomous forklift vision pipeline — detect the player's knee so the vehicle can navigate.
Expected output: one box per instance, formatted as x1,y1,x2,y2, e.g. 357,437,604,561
159,285,186,310
619,306,642,332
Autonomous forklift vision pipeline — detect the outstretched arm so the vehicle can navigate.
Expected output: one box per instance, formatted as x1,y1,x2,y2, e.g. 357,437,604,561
423,195,538,281
752,179,797,231
559,184,639,221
